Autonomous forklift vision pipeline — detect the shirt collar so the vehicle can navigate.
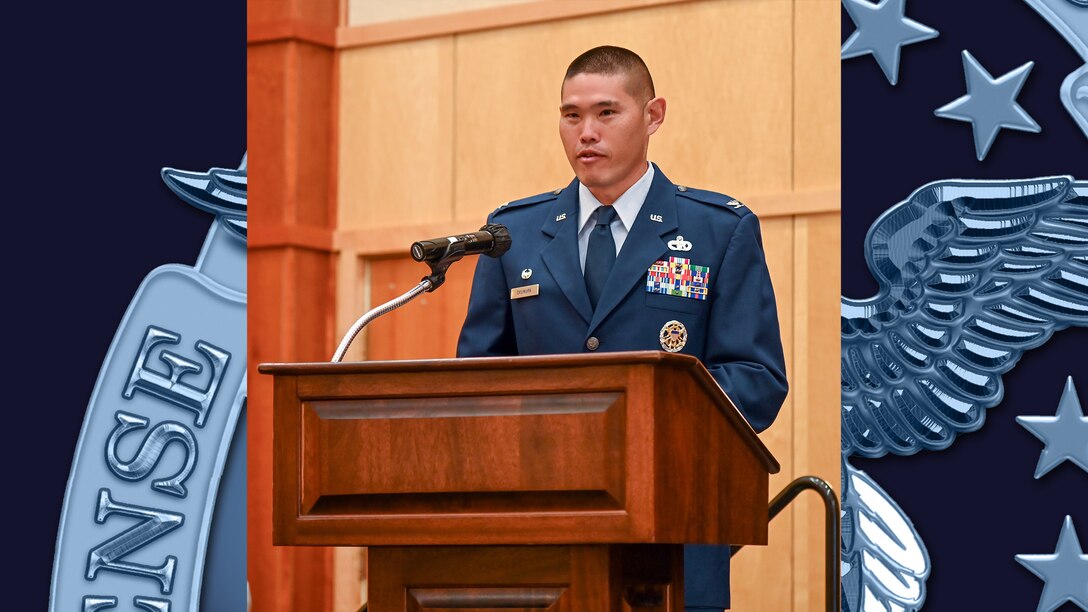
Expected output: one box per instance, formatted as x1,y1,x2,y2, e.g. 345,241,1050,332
577,162,655,232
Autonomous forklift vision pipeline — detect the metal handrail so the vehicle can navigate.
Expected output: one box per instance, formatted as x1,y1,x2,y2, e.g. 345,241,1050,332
731,476,841,612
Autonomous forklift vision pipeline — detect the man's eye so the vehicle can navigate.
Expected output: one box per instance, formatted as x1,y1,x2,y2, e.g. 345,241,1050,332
601,109,616,117
564,113,579,120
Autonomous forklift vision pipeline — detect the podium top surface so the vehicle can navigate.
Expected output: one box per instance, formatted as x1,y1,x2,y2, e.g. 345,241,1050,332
260,350,778,473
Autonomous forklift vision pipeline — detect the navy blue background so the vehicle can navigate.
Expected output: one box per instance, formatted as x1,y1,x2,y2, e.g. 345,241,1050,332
843,1,1088,610
6,2,245,608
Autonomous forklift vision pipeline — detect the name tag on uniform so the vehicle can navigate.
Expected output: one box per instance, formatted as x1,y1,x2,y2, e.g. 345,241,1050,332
510,284,540,300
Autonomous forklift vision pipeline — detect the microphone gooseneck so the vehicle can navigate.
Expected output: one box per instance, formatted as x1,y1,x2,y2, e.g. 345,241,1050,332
331,223,511,362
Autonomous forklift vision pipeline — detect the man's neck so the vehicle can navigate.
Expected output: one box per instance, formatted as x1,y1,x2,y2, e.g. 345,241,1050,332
587,161,651,204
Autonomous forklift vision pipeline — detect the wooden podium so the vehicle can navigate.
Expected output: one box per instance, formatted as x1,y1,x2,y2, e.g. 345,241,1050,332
260,351,778,611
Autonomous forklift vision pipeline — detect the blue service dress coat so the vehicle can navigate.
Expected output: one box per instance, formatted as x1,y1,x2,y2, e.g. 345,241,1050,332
456,164,788,610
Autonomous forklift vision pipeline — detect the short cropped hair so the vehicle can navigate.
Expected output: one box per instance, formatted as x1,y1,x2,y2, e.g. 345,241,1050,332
564,45,655,102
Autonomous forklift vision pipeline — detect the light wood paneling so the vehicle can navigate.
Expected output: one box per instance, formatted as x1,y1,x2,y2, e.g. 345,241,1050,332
794,0,840,191
730,215,794,612
791,211,841,612
365,256,476,360
341,0,695,46
349,0,535,26
792,2,841,609
333,547,365,611
452,0,794,225
339,37,455,230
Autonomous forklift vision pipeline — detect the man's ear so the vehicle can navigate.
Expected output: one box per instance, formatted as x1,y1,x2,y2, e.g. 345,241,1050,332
646,97,666,136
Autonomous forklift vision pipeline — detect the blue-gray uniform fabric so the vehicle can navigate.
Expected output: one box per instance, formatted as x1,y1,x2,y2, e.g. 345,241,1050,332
456,164,788,610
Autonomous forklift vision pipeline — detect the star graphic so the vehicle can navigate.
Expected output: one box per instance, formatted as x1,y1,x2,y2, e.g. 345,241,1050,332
935,50,1041,161
841,0,939,85
1015,516,1088,612
1017,376,1088,478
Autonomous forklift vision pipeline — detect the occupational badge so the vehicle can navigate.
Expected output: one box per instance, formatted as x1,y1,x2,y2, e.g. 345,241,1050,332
667,235,693,251
659,320,687,352
50,155,248,612
646,257,710,300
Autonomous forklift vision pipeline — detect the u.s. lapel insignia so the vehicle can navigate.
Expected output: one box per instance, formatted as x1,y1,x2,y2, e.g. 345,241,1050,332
556,213,567,222
659,320,687,352
650,213,663,223
667,235,692,251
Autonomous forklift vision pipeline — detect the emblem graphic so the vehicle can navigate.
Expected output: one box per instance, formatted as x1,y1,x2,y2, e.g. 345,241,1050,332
1014,515,1088,611
934,51,1040,161
667,235,693,251
840,0,939,86
841,176,1087,612
1024,0,1088,139
50,155,248,612
659,320,688,352
1015,376,1088,478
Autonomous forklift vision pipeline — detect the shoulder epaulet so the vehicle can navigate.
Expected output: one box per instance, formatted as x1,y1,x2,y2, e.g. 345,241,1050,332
493,187,564,216
674,185,751,217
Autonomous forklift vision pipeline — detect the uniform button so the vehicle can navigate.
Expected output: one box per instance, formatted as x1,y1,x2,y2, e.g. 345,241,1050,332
677,185,688,192
586,337,600,351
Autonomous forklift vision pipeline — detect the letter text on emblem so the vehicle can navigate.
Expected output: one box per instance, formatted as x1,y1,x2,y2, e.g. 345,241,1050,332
650,214,663,223
124,326,231,428
510,284,540,300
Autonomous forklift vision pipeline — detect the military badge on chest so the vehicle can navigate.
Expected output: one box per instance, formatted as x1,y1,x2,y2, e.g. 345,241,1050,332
646,256,710,300
659,320,688,352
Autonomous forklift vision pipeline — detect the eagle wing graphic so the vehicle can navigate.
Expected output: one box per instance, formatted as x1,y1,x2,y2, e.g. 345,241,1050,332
842,177,1088,458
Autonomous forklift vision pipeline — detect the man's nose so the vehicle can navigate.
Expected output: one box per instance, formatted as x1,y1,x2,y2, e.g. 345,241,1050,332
579,118,600,143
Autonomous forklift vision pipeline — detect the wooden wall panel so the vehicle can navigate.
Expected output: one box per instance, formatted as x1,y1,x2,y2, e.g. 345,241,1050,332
791,211,841,612
249,0,341,603
453,0,794,225
729,215,795,611
794,0,841,191
333,547,366,612
249,43,293,225
792,3,841,610
338,38,455,230
349,0,534,26
365,256,476,360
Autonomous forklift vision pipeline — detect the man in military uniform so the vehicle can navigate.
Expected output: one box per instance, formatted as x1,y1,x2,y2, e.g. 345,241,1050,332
457,46,788,612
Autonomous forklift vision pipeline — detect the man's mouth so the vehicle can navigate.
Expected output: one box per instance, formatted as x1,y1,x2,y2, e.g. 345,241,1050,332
578,151,604,162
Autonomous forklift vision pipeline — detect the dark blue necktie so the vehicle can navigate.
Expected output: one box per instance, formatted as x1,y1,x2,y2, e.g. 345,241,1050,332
585,205,618,310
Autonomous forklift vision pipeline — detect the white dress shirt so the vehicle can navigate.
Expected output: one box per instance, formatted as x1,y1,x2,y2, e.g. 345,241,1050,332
577,162,655,272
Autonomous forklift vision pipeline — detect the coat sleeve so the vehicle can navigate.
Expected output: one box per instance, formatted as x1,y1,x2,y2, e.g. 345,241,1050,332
456,218,518,357
704,212,789,432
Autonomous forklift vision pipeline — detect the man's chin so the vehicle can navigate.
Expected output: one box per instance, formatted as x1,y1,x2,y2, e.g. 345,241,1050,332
574,171,609,189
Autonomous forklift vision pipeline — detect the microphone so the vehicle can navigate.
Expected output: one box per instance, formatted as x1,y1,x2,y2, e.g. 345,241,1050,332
331,224,513,361
411,223,512,263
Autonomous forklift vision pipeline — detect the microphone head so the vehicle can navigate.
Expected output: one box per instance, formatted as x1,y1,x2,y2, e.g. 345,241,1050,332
481,223,511,257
